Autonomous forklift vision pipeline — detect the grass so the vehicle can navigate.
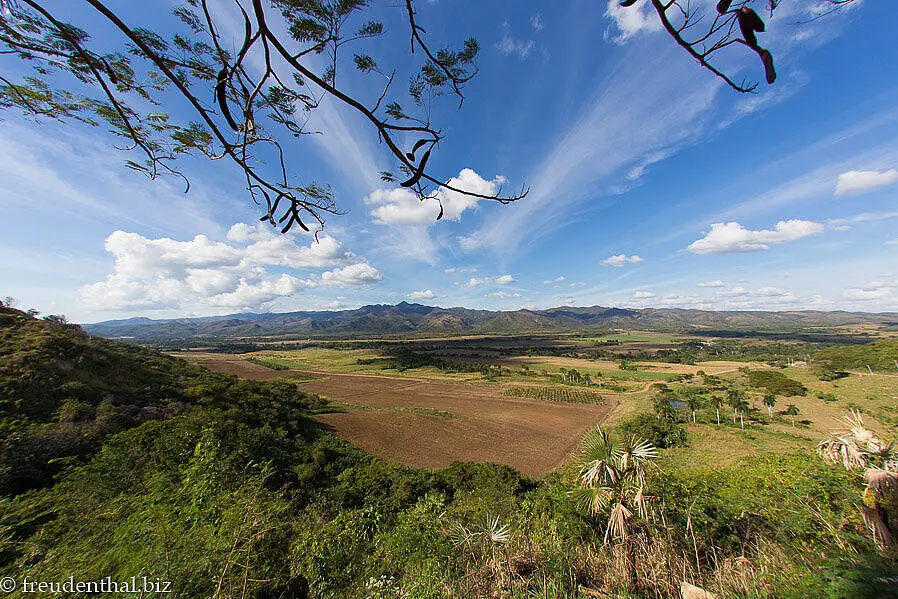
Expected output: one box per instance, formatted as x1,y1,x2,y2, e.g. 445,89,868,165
246,356,292,370
249,348,394,373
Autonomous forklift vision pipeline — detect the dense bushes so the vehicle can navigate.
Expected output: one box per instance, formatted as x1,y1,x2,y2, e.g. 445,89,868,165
746,369,807,396
618,412,688,448
815,338,898,373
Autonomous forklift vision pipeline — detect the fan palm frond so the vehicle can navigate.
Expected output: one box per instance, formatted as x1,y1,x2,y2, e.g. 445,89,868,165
604,502,633,544
484,515,510,544
568,486,614,518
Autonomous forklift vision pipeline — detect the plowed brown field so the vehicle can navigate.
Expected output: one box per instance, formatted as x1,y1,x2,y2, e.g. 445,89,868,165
177,352,613,476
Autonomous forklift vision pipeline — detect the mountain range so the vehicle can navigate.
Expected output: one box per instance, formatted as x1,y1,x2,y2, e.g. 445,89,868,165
82,302,898,344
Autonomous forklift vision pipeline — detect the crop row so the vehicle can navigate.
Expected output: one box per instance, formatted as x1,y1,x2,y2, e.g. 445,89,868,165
504,387,605,404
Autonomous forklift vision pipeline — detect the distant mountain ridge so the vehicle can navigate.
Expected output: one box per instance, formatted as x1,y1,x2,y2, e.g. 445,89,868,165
82,302,898,343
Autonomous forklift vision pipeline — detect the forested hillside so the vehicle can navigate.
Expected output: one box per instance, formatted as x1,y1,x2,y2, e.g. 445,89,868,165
1,308,895,598
815,338,898,373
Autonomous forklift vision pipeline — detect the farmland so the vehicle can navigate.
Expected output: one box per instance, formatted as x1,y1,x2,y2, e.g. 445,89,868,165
176,329,898,474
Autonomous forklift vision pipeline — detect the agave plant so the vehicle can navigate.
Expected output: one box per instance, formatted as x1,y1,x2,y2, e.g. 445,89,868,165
570,427,659,544
818,410,898,548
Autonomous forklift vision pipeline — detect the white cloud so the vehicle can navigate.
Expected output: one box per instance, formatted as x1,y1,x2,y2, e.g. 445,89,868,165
835,169,898,196
601,254,644,267
697,280,726,288
444,267,476,274
465,274,516,287
496,21,535,58
320,263,382,286
604,0,662,43
489,291,521,298
687,220,824,254
633,290,655,299
888,239,898,246
531,13,544,32
206,275,317,309
409,289,437,300
544,275,566,284
364,169,503,225
79,224,378,312
843,281,895,301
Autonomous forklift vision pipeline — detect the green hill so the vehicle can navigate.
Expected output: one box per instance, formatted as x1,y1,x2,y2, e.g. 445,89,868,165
815,338,898,373
0,306,324,496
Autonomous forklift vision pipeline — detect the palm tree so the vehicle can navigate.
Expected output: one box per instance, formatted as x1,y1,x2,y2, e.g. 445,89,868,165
818,411,898,548
726,389,739,424
709,394,723,426
735,398,750,429
785,404,800,427
763,394,777,418
570,427,658,544
685,396,701,424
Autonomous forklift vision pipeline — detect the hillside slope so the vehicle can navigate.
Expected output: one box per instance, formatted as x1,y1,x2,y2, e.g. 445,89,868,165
0,307,322,496
84,302,898,343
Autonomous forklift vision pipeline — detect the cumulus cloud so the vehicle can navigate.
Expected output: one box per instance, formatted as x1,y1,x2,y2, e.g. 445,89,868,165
409,289,437,300
835,169,898,197
543,275,566,284
320,263,382,286
465,274,516,287
604,0,661,43
888,239,898,246
843,281,895,301
79,224,379,312
687,220,824,254
601,254,644,267
489,291,521,298
364,169,504,225
697,280,726,288
633,290,655,298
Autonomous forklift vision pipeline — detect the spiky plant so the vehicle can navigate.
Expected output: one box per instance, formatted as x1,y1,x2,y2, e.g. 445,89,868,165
818,410,898,548
570,427,658,544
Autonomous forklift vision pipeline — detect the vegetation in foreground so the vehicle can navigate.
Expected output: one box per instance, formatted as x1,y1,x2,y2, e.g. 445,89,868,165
2,307,897,598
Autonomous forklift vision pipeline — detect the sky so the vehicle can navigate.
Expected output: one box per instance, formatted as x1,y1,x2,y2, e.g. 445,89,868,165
2,0,897,323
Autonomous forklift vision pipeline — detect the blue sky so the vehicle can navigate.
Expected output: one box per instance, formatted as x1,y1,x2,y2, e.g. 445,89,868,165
2,0,897,323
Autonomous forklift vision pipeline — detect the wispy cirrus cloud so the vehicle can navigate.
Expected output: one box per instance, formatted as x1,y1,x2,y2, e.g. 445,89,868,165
461,39,722,255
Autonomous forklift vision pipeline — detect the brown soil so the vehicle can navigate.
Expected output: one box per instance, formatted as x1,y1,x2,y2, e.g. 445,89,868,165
176,352,613,477
304,372,614,477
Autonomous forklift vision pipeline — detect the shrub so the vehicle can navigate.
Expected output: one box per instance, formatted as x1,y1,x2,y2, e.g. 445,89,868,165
617,413,688,449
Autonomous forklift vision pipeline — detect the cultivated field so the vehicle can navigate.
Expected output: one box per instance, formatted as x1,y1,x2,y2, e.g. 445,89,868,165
177,352,615,476
174,330,898,476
